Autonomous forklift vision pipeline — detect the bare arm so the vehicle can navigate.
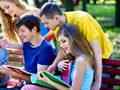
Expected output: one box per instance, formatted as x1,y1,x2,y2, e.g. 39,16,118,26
90,39,102,90
47,49,65,72
71,57,86,90
0,39,23,49
38,72,70,90
0,65,30,82
43,30,55,41
38,57,86,90
37,64,48,72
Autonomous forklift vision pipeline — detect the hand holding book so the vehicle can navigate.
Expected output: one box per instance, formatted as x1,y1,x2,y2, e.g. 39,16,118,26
31,70,70,89
7,65,31,76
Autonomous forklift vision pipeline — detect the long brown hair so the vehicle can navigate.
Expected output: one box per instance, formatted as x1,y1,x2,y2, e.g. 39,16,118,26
57,23,95,69
0,0,26,44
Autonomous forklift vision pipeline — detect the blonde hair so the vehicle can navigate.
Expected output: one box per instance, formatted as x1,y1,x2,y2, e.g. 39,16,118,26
57,23,95,69
0,0,26,44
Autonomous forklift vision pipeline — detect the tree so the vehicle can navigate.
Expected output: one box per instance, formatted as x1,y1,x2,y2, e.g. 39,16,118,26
115,0,120,27
64,0,74,11
82,0,87,11
34,0,48,8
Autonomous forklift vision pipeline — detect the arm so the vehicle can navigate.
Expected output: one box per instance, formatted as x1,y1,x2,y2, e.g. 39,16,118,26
90,39,102,90
47,49,66,72
0,39,23,49
38,57,86,90
0,65,30,82
43,30,55,42
71,57,86,90
38,72,70,90
37,64,48,72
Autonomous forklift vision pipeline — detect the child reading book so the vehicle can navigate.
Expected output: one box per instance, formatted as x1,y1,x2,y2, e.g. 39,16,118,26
0,15,56,83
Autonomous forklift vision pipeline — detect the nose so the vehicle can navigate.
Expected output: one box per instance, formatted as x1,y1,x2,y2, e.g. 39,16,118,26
60,44,64,49
4,9,9,14
18,31,22,36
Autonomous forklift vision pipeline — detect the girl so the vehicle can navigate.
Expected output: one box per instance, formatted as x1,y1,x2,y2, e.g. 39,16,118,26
0,0,54,48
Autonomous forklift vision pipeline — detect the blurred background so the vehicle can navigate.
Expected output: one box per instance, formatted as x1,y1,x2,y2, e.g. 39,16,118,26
0,0,120,59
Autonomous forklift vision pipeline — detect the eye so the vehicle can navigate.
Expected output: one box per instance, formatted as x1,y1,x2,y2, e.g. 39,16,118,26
61,40,66,43
5,5,9,9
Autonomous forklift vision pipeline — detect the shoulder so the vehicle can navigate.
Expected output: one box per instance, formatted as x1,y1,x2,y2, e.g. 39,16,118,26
41,40,55,50
21,7,40,18
76,56,86,65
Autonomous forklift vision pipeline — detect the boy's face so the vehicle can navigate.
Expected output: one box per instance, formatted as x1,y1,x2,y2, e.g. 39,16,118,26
40,15,59,30
18,25,34,43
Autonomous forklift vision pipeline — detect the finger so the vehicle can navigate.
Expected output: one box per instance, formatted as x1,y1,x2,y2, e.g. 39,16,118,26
64,60,69,62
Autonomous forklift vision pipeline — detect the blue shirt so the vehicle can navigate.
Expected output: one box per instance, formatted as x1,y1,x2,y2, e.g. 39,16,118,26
0,48,9,87
23,39,56,74
40,21,55,48
69,61,94,90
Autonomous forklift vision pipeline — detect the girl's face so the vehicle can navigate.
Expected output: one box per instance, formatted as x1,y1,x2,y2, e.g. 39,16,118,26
58,34,71,54
0,1,18,17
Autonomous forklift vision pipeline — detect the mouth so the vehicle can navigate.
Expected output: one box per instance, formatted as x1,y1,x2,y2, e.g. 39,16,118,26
21,36,26,41
14,14,17,18
62,47,67,52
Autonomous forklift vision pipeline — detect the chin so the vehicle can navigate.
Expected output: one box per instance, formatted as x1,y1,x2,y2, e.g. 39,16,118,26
66,51,70,54
23,39,28,43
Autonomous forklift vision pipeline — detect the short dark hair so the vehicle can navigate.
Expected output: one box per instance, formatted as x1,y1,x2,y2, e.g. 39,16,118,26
16,15,40,32
40,2,63,19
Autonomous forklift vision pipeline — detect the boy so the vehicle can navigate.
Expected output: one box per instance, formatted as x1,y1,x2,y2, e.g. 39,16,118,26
0,15,56,82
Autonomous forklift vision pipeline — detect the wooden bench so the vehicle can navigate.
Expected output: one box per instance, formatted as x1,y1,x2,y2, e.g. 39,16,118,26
7,48,24,87
61,58,120,90
100,58,120,90
7,48,120,90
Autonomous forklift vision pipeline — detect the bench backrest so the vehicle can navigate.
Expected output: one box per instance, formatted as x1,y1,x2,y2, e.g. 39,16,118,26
100,58,120,90
8,49,23,67
61,58,120,90
7,48,24,87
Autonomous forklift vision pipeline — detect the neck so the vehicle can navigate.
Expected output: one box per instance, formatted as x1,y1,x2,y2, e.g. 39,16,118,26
59,14,66,27
15,8,29,19
30,34,44,46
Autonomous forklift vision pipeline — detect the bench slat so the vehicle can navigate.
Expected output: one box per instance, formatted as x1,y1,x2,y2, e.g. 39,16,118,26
7,48,24,87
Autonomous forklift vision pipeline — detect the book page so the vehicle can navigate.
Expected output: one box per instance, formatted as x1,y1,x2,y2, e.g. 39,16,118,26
7,65,31,75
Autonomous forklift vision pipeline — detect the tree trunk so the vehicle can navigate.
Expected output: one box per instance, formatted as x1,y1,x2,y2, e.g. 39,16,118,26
115,0,120,27
64,0,74,11
93,0,97,4
82,0,87,11
34,0,48,8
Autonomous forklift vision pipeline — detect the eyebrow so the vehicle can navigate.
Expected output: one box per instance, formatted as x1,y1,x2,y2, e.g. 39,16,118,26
1,5,7,11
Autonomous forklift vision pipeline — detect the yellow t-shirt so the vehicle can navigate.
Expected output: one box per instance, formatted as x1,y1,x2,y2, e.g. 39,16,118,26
54,11,113,58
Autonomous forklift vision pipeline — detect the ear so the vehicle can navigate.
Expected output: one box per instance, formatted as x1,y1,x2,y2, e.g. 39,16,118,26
54,15,60,20
32,26,37,32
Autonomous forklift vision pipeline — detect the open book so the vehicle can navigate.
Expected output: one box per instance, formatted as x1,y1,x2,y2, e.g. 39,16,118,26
31,70,70,89
7,65,31,76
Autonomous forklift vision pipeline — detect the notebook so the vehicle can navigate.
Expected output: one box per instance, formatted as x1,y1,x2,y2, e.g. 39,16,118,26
31,70,70,89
